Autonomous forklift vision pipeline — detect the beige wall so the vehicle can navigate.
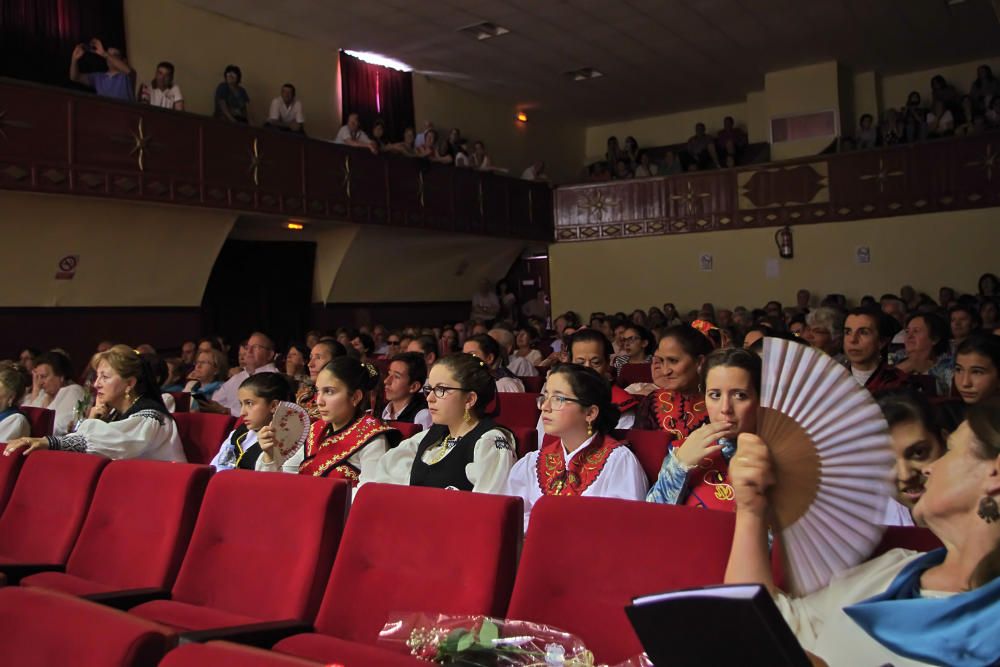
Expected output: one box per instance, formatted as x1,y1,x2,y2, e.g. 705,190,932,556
549,208,1000,317
412,75,585,183
124,0,340,137
584,100,749,164
765,61,841,161
0,192,234,307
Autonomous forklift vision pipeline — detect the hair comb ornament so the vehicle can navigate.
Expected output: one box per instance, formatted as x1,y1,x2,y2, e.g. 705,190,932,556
364,362,378,378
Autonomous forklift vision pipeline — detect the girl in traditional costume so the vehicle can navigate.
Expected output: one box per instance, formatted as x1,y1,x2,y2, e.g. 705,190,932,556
211,372,292,471
507,363,647,530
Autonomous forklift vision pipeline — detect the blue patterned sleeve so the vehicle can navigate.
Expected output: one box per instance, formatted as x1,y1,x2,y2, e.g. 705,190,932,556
645,449,693,504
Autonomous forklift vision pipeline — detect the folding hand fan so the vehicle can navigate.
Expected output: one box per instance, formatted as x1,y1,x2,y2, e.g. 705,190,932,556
758,337,895,595
271,401,310,459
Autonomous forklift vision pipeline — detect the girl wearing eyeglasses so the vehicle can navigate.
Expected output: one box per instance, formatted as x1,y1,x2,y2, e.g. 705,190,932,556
506,363,648,530
370,353,516,493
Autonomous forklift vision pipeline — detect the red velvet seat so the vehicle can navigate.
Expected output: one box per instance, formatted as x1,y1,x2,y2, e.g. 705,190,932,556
613,428,671,485
19,406,55,437
495,392,541,429
0,451,108,577
519,375,544,393
616,363,653,388
161,642,327,667
173,412,235,464
0,450,25,517
387,420,422,440
170,392,192,413
21,460,212,596
129,471,348,631
507,425,538,458
273,483,521,663
0,586,175,666
508,496,736,664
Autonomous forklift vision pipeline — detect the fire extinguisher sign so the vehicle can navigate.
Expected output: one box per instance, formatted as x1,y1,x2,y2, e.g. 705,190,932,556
55,255,79,280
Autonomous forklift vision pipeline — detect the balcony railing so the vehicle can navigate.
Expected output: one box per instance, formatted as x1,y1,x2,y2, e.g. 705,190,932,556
554,132,1000,242
0,78,553,241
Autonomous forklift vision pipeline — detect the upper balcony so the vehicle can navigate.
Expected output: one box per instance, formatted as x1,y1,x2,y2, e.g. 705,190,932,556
0,78,553,242
554,132,1000,242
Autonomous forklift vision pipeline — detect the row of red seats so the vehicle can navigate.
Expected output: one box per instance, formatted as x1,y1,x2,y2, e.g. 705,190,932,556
0,451,943,667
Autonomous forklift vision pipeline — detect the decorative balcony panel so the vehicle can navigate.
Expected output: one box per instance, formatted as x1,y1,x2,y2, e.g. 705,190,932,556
554,133,1000,242
0,79,552,241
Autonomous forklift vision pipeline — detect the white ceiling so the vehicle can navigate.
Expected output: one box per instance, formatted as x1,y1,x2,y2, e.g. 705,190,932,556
184,0,1000,124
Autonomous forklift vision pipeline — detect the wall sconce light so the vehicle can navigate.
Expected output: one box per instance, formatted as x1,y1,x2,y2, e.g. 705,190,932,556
515,111,528,123
286,221,304,231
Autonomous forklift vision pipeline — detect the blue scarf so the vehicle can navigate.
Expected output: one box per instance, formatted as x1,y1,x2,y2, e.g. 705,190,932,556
845,548,1000,667
0,407,19,423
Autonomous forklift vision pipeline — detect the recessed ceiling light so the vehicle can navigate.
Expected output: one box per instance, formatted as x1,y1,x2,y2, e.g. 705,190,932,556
565,67,603,82
457,22,510,41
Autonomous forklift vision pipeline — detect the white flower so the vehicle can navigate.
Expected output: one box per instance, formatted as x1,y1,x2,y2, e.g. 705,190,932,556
545,643,566,665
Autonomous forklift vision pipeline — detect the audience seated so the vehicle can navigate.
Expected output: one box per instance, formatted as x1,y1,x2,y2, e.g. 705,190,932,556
0,364,30,442
334,112,377,154
139,61,183,110
843,307,908,394
381,352,433,430
895,313,954,396
371,353,515,492
506,363,647,530
211,332,278,417
69,38,135,101
296,339,347,421
214,65,250,123
182,348,229,411
954,333,1000,406
20,351,86,436
686,122,721,170
464,334,525,393
265,83,305,133
211,372,292,470
635,325,713,439
5,345,185,461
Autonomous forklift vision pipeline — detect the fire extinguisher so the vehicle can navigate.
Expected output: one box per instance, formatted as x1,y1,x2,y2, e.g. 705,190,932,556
775,225,794,259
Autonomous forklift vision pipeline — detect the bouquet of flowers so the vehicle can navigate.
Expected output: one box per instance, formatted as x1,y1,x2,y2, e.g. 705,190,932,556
378,613,652,667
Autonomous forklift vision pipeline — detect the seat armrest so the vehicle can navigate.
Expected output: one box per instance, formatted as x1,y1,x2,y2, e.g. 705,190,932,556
82,587,171,610
179,619,314,648
0,563,64,585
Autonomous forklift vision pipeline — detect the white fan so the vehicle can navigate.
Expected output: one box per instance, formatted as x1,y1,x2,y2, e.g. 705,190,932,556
270,402,310,460
759,337,895,595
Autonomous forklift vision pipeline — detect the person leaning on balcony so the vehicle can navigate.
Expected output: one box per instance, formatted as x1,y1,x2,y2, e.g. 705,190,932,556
214,65,251,124
69,38,135,102
335,112,378,154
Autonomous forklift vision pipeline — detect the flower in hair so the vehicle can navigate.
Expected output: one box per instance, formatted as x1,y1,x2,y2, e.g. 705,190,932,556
364,362,378,377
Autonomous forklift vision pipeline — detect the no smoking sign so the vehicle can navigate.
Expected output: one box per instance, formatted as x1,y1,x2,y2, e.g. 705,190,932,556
55,255,79,280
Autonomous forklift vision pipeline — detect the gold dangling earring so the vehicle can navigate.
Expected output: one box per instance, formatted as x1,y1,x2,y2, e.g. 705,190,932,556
464,406,472,424
586,421,593,437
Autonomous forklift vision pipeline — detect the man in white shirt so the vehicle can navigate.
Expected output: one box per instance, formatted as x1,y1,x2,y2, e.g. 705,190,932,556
489,328,537,378
266,83,305,134
140,61,183,110
334,112,377,153
521,160,547,181
211,331,279,417
381,352,432,430
414,121,434,149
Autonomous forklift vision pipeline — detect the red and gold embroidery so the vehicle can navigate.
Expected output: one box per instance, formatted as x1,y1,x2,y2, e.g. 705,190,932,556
535,434,623,496
651,390,707,442
298,414,392,482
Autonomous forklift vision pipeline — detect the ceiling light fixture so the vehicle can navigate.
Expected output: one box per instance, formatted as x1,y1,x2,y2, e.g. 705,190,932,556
457,21,510,41
565,67,604,82
286,221,304,231
342,50,412,72
516,111,528,123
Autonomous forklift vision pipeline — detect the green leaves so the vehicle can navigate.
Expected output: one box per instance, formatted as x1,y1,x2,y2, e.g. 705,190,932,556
477,619,499,647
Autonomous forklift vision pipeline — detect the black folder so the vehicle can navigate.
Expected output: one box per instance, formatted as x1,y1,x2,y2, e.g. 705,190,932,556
626,584,813,666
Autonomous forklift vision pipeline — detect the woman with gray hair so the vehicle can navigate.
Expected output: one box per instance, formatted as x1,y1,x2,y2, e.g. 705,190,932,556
804,306,845,357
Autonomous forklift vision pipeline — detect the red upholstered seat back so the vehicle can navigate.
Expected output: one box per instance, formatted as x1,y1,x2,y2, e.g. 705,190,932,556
170,471,347,621
0,451,108,563
0,451,24,517
614,428,671,485
65,460,212,590
170,392,192,413
387,420,422,440
520,375,544,393
162,641,323,667
616,363,652,388
0,587,174,666
20,406,55,437
496,392,541,429
313,483,522,643
507,425,538,458
508,497,736,664
173,413,235,464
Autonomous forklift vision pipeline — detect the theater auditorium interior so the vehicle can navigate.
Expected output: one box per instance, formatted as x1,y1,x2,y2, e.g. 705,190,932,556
1,1,1000,666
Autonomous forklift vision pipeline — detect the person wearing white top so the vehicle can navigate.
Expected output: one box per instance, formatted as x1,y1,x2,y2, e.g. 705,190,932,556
211,332,279,417
0,366,30,442
520,160,547,181
722,399,1000,667
380,352,433,431
139,62,184,110
489,328,538,378
369,354,515,493
506,364,647,531
21,351,87,436
5,345,185,462
334,112,377,154
266,83,305,133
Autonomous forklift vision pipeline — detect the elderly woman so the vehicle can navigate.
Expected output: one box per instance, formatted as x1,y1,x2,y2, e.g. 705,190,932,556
21,351,86,436
5,345,185,461
723,397,1000,666
182,348,229,411
896,313,954,396
804,307,845,358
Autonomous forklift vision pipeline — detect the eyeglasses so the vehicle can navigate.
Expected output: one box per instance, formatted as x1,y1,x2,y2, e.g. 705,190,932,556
537,393,586,411
621,336,640,344
247,344,273,352
387,339,401,345
421,384,465,398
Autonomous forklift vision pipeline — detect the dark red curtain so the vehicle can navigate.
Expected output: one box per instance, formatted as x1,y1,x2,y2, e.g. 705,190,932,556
339,51,414,142
0,0,126,87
